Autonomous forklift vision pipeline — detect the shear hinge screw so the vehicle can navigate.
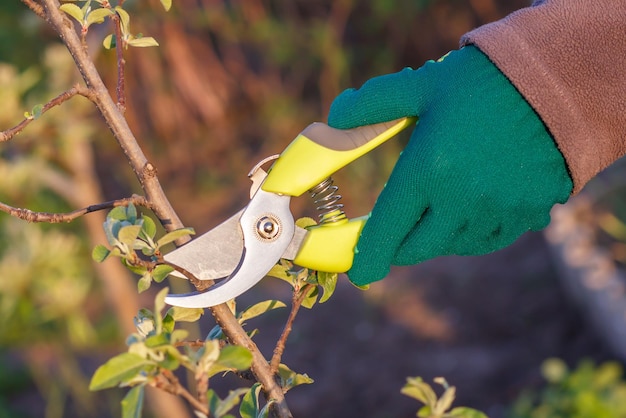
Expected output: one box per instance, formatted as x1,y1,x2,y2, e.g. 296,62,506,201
256,216,281,240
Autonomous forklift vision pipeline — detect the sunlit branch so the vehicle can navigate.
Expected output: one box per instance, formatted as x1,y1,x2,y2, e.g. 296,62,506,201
0,84,94,142
152,369,209,416
270,283,314,375
112,13,127,112
0,194,154,223
20,0,45,19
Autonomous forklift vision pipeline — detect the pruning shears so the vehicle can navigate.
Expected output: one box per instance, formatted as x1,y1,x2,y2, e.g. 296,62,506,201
164,117,416,308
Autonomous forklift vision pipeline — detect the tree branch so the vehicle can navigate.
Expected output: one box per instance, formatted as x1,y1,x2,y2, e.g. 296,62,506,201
153,370,209,416
20,0,45,19
270,284,313,374
112,12,127,112
0,194,154,223
0,84,94,142
39,1,292,415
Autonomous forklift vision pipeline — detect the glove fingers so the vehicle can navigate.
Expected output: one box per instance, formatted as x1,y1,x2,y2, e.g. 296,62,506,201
328,64,437,129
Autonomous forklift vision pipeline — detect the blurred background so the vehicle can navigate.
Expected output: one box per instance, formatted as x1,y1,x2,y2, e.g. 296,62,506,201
0,0,624,417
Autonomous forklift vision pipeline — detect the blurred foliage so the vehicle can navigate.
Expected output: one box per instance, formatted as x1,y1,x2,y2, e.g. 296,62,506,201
0,0,533,416
0,23,116,418
402,376,487,418
508,358,626,418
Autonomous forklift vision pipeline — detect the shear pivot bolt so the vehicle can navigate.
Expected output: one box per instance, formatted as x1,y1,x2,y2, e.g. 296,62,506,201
256,216,281,240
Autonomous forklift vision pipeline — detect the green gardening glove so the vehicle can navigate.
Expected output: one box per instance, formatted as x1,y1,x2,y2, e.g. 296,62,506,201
327,45,573,286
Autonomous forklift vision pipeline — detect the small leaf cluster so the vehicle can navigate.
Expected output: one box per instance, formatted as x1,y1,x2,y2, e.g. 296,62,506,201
509,358,626,418
92,203,194,292
402,377,488,418
206,300,314,393
90,288,254,418
265,217,341,308
59,0,167,48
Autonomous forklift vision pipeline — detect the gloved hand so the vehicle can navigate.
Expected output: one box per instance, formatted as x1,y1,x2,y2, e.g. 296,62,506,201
328,45,573,286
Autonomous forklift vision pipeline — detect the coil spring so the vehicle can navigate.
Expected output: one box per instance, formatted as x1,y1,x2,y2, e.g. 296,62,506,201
308,177,347,224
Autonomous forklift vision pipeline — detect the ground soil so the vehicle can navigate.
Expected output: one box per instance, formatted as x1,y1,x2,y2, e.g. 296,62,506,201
242,230,613,418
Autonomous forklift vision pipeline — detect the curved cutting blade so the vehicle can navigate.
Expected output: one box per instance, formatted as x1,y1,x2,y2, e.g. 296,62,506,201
164,188,294,308
163,209,245,281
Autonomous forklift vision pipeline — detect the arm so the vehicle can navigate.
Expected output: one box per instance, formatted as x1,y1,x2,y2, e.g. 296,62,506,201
462,0,626,193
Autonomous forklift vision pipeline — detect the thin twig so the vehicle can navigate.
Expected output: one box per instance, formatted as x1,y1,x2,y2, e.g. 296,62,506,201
112,13,127,112
270,284,313,374
20,0,45,19
0,194,154,223
173,339,206,348
153,370,209,416
0,84,94,142
161,259,213,291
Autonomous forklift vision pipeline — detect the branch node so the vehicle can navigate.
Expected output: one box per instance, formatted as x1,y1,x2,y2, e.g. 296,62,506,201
143,162,158,179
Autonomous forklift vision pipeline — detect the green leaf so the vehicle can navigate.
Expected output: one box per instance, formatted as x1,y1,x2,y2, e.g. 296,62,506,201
86,7,113,27
158,350,180,371
170,329,188,344
121,385,145,418
134,309,155,337
31,104,43,120
240,383,263,418
59,3,84,23
152,265,174,283
160,0,172,11
89,353,151,391
218,345,253,369
266,263,293,285
167,306,204,322
108,206,129,221
401,377,438,407
448,407,488,418
207,324,224,340
154,287,169,314
433,386,456,415
145,333,169,348
239,300,286,323
156,227,195,249
162,313,175,333
140,216,157,240
103,220,118,246
119,225,141,247
295,217,317,228
152,287,170,333
126,203,138,223
115,6,131,36
277,364,314,392
300,286,318,309
123,259,148,276
92,244,111,262
317,271,337,303
137,273,152,293
127,37,160,48
207,346,253,377
103,34,116,49
210,388,249,418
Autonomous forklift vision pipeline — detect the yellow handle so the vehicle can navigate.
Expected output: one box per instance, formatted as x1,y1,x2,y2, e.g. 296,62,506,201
292,216,367,273
262,117,416,196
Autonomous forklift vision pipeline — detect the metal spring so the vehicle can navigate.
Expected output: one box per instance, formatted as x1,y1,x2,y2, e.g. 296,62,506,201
308,177,347,224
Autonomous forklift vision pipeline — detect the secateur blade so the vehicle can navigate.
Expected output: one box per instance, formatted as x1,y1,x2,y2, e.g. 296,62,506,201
164,187,295,308
163,209,245,281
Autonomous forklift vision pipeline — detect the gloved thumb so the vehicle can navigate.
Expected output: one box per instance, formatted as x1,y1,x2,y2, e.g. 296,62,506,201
327,64,437,129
